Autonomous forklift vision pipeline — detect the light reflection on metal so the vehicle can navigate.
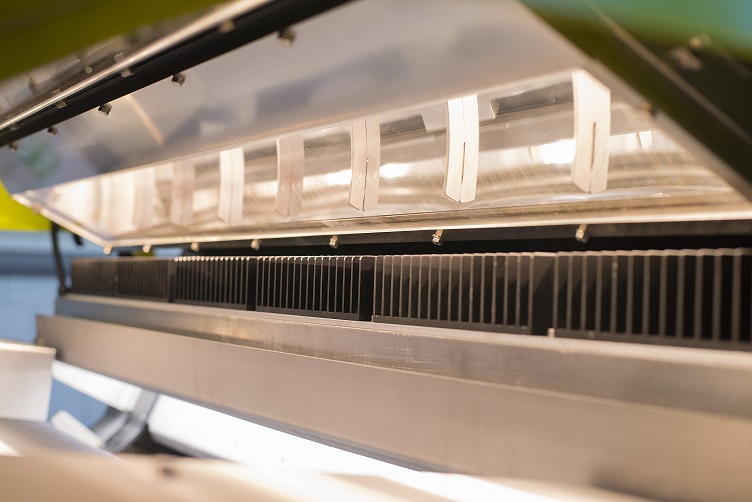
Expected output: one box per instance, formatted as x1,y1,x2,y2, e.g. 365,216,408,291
444,94,479,203
275,135,305,217
349,119,380,211
572,70,611,193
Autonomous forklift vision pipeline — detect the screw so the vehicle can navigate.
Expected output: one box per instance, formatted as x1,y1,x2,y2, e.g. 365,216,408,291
431,229,444,246
103,246,112,255
171,73,186,87
84,66,93,74
329,235,340,249
142,244,152,253
8,142,19,152
278,27,296,46
219,19,235,33
575,224,589,243
250,239,261,251
689,34,712,50
98,104,112,116
190,242,200,252
47,126,58,135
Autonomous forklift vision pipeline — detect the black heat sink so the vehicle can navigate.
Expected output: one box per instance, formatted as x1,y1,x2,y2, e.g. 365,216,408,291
70,259,119,297
116,258,171,301
255,256,375,320
68,249,752,351
173,257,255,310
70,258,170,301
372,253,555,335
551,249,752,350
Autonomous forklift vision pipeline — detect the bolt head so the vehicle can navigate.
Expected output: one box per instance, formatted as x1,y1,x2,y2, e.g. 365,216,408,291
171,73,186,87
431,229,444,246
98,104,112,116
575,225,590,243
278,27,296,46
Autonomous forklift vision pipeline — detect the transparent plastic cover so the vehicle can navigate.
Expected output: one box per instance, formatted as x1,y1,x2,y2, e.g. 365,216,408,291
15,70,752,247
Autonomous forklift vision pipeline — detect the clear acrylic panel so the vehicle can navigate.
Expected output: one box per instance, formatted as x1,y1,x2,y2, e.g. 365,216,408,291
16,70,752,247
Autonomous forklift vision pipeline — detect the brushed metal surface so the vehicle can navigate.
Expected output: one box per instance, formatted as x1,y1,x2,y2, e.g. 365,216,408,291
0,419,107,455
37,313,752,501
55,294,752,420
0,340,54,421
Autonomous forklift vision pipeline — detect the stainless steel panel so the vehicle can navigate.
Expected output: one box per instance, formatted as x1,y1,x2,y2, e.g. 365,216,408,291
0,340,54,421
38,311,752,501
0,453,650,502
55,294,752,420
0,419,107,455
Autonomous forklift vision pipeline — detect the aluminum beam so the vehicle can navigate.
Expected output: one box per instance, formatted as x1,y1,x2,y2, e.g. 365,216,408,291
39,300,752,501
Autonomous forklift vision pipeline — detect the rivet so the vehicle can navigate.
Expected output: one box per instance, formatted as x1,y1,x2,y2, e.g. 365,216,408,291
142,244,152,253
98,104,112,116
250,239,261,251
190,242,200,252
103,246,112,255
329,235,340,249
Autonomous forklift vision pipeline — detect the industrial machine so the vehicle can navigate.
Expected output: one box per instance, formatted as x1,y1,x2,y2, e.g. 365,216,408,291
1,0,751,500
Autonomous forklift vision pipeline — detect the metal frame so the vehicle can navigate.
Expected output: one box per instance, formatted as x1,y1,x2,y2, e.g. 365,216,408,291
41,295,752,501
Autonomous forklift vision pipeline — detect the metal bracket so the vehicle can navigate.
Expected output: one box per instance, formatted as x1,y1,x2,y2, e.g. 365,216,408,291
349,119,380,211
275,135,305,217
572,71,611,193
444,94,479,203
